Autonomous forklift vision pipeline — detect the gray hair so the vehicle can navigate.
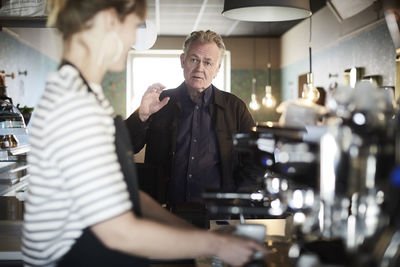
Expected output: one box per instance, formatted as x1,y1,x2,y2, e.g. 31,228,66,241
183,30,226,64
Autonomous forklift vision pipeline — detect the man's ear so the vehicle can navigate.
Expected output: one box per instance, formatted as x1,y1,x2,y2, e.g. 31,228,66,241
213,63,221,79
180,53,185,68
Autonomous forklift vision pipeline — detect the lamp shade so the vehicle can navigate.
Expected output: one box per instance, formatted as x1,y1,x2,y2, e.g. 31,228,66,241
222,0,312,22
132,20,158,50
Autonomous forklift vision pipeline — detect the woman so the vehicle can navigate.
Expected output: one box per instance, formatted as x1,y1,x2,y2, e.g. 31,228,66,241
22,1,266,266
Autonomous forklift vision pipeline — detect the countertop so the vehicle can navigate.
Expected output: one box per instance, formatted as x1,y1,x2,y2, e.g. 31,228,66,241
0,220,22,261
196,218,293,267
0,196,23,263
0,198,294,266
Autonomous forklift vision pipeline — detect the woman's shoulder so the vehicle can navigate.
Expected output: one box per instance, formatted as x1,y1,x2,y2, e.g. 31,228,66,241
42,65,97,110
34,66,100,124
46,65,87,95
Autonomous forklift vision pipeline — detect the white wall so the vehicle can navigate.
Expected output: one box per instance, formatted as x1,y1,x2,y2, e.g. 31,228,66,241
4,27,62,62
0,28,60,108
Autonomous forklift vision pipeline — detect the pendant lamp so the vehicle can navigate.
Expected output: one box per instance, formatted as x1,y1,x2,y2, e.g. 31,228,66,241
302,16,320,103
262,30,276,109
262,64,277,108
249,78,261,110
222,0,312,22
249,37,260,111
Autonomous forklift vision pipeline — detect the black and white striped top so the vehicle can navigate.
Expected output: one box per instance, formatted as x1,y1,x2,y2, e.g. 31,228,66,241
22,65,132,267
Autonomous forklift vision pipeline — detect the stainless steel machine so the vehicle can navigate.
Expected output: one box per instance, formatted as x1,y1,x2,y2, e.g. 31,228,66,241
203,1,400,265
204,81,400,266
0,72,29,197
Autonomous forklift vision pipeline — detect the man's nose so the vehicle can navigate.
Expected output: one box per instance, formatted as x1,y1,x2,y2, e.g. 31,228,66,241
195,61,204,71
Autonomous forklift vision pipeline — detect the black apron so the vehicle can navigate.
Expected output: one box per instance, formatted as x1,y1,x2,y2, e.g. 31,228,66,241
57,62,148,267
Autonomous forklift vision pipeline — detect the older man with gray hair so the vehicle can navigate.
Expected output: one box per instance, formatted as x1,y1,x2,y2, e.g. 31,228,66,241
126,30,261,227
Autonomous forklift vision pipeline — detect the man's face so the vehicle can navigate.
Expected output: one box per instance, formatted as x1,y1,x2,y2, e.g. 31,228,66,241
180,40,221,93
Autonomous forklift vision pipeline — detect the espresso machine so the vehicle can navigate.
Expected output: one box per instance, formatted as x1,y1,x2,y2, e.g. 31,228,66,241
202,1,400,265
204,83,400,267
228,85,397,266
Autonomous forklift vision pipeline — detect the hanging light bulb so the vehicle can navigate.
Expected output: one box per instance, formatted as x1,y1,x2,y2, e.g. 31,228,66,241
301,16,320,103
250,94,261,110
262,63,276,108
249,78,260,110
302,73,320,102
262,85,276,108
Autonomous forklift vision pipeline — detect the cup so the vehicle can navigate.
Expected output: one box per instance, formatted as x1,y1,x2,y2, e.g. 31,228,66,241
234,223,266,244
211,223,267,266
234,224,266,261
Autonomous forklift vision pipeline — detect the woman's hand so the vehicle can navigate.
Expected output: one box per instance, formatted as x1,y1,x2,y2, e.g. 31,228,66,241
138,83,170,122
213,233,268,266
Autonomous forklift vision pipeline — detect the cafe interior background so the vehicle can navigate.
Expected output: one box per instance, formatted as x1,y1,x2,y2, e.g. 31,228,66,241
0,0,395,123
1,0,400,266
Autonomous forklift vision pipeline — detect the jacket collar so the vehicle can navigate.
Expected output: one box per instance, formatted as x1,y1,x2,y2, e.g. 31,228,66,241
211,85,226,110
173,82,227,110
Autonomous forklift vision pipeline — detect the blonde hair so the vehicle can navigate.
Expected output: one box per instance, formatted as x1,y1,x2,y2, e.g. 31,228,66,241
183,30,226,63
46,0,147,40
46,0,68,27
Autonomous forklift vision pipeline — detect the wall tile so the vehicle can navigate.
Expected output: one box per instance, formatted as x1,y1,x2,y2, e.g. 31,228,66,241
102,71,126,117
0,31,57,109
232,69,281,123
281,22,396,102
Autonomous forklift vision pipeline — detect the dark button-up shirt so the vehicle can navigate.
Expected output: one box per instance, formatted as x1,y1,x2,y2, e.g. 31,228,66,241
125,83,259,205
168,85,221,205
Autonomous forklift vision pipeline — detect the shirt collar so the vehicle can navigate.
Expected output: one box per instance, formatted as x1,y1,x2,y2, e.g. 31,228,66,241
181,84,213,106
203,85,213,105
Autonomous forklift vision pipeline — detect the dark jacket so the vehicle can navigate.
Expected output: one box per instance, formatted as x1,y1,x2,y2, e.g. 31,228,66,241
125,83,261,203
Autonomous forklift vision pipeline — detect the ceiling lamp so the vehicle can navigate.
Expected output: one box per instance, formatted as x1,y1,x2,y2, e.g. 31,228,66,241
262,33,276,109
249,37,260,111
132,20,158,50
262,64,277,108
249,78,261,110
301,16,320,103
222,0,312,22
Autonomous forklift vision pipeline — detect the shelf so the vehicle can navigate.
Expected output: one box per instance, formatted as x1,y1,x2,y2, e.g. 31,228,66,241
0,154,26,163
0,16,48,28
0,220,23,261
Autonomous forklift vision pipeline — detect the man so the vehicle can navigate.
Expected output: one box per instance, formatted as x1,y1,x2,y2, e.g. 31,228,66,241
126,30,261,214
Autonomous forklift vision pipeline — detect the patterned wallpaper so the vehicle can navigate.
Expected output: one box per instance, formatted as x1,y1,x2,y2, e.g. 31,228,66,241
281,21,396,101
231,69,281,123
102,71,126,117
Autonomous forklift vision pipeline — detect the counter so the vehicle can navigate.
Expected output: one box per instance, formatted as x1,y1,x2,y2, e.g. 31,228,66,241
0,199,293,267
0,221,22,261
0,161,28,197
0,137,30,197
0,196,23,266
196,218,292,267
0,137,30,266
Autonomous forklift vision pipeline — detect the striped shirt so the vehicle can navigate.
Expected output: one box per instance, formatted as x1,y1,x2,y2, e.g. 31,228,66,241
22,65,132,267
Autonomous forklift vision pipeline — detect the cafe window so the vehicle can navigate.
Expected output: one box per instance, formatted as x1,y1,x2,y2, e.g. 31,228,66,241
126,49,231,116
